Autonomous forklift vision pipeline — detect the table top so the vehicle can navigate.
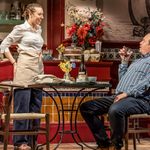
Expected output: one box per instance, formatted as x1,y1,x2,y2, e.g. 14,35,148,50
28,82,111,89
0,81,111,89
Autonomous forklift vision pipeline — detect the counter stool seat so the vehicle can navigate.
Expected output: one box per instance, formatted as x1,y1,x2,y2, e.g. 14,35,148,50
125,113,150,150
0,112,50,150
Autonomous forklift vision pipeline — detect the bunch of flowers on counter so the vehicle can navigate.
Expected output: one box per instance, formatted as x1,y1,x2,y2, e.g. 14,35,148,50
66,6,106,49
56,44,65,54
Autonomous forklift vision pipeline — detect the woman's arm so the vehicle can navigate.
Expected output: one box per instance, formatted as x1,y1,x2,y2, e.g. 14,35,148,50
4,51,16,64
0,25,22,64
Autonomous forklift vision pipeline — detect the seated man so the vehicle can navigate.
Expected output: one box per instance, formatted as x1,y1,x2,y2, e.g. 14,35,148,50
80,33,150,150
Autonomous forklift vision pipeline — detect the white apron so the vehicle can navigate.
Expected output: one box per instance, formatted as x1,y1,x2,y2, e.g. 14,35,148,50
13,50,44,86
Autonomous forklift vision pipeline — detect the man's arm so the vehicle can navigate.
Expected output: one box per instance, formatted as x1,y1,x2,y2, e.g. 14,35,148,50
127,73,150,97
118,47,133,80
114,73,150,103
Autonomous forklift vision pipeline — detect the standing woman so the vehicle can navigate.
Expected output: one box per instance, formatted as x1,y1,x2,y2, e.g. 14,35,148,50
0,3,44,150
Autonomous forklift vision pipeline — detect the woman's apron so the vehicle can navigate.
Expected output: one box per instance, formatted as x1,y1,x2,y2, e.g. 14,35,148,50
13,50,44,86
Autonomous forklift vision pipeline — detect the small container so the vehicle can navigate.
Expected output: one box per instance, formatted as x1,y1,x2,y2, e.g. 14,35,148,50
88,76,97,82
95,40,102,53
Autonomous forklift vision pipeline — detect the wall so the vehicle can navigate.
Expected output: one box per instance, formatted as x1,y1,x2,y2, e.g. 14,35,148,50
65,0,97,39
37,0,47,44
65,0,148,42
0,0,47,43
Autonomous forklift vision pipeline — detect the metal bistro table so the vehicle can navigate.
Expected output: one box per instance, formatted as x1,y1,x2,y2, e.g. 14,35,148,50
28,81,111,150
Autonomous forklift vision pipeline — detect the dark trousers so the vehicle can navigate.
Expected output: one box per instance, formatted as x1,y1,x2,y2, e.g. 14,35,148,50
80,95,149,146
13,88,42,146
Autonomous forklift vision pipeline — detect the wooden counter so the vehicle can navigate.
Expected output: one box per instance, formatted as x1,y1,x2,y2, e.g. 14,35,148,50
0,60,113,83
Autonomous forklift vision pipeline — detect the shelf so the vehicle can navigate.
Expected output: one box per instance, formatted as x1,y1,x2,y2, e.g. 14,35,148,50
0,19,24,25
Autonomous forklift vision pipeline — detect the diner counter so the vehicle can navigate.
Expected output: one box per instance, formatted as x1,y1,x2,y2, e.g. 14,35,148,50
0,60,113,83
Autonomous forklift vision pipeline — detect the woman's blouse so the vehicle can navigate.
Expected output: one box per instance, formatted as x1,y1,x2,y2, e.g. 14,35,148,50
0,21,44,53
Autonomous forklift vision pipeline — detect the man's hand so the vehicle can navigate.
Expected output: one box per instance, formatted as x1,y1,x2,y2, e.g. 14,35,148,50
114,92,128,103
119,46,133,63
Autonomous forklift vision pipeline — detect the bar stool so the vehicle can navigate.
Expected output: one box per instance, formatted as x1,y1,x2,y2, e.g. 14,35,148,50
125,113,150,150
0,86,50,150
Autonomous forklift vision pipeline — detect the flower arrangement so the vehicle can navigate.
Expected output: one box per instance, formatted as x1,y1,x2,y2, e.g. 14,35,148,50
59,58,76,81
59,59,73,73
66,6,105,49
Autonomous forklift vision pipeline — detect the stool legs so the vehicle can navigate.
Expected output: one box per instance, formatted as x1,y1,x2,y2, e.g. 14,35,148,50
45,114,50,150
125,117,130,150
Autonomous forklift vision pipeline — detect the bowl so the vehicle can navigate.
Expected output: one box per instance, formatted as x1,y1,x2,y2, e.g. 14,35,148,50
88,76,97,82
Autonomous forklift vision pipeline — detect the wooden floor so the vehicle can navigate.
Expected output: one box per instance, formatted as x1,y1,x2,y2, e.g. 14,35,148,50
0,138,150,150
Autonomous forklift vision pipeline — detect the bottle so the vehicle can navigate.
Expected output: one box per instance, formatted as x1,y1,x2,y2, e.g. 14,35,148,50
16,8,21,20
77,53,87,81
9,4,16,20
95,40,102,53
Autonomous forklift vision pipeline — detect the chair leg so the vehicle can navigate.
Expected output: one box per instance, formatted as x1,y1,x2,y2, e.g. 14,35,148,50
4,138,8,150
32,135,36,150
125,117,129,150
45,114,50,150
4,116,10,150
133,133,137,150
136,133,140,144
125,132,129,150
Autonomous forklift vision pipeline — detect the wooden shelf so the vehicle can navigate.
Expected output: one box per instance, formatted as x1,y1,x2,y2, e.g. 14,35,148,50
0,19,24,25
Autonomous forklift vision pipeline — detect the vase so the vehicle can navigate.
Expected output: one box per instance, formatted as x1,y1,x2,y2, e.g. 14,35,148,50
63,72,71,80
95,40,102,53
58,52,63,60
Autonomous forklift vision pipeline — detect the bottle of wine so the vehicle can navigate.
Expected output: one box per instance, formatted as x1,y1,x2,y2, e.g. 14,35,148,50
77,53,87,82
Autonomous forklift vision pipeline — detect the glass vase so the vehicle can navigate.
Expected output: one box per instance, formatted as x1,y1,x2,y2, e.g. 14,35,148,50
58,52,63,60
63,72,70,80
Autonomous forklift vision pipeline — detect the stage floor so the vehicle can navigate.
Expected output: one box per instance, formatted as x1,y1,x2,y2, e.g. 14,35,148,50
0,138,150,150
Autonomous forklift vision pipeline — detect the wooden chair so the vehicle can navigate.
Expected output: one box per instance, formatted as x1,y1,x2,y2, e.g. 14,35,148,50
124,113,150,150
0,85,50,150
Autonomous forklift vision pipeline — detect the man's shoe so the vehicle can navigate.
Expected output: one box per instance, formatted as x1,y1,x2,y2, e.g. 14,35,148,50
114,147,121,150
97,139,112,148
111,139,123,150
114,143,123,150
14,144,31,150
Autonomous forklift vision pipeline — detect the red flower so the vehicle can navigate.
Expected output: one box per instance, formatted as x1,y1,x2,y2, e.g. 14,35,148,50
77,26,88,40
78,39,85,46
96,26,104,38
88,36,96,47
83,24,91,31
67,24,78,37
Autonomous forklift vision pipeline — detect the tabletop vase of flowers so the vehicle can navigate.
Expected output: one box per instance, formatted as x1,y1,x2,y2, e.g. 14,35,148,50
58,58,75,81
66,6,106,50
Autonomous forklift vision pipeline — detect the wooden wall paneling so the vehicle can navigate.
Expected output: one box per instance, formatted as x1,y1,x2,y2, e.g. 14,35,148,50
47,0,65,57
0,61,13,81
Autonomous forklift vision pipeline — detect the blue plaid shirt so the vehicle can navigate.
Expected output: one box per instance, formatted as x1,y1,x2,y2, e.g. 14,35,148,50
115,53,150,100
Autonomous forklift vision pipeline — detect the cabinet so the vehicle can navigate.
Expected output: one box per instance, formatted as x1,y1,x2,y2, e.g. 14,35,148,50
0,0,36,39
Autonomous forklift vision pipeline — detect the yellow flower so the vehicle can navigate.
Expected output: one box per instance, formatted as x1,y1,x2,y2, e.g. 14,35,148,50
56,44,65,53
59,60,72,73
